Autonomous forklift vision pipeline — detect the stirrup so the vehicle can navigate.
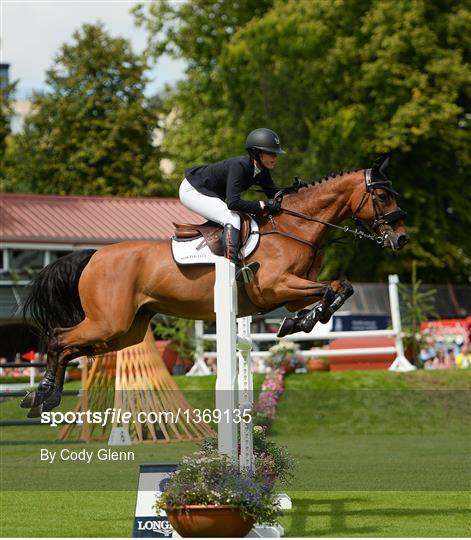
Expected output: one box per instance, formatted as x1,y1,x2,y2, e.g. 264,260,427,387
235,261,260,283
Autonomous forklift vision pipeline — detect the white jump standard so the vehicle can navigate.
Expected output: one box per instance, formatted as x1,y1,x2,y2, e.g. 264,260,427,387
214,257,291,538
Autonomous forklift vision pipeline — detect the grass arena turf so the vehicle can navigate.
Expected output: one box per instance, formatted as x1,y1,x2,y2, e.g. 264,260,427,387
1,370,470,537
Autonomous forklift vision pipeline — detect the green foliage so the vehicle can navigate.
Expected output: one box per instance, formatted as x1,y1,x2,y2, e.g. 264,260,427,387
135,0,471,282
3,23,166,196
155,450,283,524
200,426,295,485
0,78,17,180
151,316,196,360
399,260,438,363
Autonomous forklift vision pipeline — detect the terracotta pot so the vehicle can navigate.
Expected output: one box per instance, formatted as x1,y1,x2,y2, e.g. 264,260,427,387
67,368,82,381
166,505,254,538
280,359,296,374
307,359,330,371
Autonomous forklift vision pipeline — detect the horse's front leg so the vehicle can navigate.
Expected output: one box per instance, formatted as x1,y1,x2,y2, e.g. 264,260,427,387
278,285,336,337
277,279,354,337
296,280,354,333
254,273,326,337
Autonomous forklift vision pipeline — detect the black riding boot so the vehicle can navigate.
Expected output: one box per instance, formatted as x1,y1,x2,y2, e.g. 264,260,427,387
222,224,260,283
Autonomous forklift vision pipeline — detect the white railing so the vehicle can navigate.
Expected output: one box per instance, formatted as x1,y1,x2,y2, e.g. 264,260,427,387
193,274,415,373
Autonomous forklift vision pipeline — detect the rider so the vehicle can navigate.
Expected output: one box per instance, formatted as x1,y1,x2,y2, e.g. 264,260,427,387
179,128,284,282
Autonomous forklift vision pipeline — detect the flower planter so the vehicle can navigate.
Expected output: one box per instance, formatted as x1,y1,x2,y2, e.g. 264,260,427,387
67,368,82,381
307,359,330,371
166,505,254,538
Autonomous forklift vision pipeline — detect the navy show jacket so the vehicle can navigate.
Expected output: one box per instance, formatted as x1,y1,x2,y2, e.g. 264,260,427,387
185,155,278,215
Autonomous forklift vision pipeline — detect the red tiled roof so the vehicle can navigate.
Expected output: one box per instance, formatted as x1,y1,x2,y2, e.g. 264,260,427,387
0,193,202,245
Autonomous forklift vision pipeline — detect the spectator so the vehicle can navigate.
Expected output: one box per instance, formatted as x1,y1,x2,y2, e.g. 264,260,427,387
431,351,446,369
206,356,217,374
444,348,456,369
455,345,470,369
423,356,434,370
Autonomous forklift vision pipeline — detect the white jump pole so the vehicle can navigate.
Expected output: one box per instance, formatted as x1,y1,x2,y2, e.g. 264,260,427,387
388,274,416,372
237,315,254,471
214,258,238,460
214,257,288,537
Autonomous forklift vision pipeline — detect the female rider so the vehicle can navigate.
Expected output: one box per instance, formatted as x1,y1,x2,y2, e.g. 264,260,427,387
179,128,285,282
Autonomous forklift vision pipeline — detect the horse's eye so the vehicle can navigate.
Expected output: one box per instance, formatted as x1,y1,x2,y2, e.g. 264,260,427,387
378,193,389,203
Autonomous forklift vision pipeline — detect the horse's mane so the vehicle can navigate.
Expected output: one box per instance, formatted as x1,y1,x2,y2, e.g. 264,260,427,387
279,169,363,197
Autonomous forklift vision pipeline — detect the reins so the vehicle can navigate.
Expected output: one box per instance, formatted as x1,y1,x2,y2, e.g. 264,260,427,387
252,169,387,251
276,206,383,244
251,167,407,252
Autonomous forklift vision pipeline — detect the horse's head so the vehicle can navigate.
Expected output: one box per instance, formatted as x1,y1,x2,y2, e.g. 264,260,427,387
351,154,409,250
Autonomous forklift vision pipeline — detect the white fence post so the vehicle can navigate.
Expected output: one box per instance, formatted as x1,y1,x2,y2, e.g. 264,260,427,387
214,257,288,537
237,315,254,472
29,365,35,387
214,258,238,460
388,274,416,372
187,320,211,375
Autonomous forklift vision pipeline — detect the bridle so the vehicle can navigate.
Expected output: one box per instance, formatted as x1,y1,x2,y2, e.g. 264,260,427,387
352,168,407,244
254,169,407,251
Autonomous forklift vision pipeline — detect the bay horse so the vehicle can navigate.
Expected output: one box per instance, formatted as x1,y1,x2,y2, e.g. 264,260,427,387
21,154,408,417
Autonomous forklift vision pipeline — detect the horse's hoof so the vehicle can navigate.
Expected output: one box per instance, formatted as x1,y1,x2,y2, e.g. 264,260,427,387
319,308,333,324
42,392,62,412
299,314,320,333
27,404,44,418
20,391,38,409
277,317,295,338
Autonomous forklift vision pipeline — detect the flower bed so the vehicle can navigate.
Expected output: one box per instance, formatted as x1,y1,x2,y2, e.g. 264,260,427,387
254,368,285,428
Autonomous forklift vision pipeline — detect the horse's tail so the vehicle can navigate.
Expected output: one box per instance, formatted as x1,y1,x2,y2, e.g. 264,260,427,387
23,249,96,340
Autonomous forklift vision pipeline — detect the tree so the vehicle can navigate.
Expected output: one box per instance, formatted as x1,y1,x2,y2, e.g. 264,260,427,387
0,78,17,180
135,0,471,283
4,23,167,196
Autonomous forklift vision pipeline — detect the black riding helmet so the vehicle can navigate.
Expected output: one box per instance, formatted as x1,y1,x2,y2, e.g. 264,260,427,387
245,128,286,159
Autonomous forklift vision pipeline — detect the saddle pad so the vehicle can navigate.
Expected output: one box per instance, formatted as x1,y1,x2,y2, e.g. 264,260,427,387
171,218,260,265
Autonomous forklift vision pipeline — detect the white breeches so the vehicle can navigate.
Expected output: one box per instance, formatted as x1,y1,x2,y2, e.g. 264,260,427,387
179,178,240,229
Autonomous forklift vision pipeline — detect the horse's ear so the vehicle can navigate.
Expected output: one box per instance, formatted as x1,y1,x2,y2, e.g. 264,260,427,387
372,153,391,180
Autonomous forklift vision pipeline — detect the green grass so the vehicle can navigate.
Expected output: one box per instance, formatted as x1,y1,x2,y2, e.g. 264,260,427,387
1,370,470,537
1,490,469,537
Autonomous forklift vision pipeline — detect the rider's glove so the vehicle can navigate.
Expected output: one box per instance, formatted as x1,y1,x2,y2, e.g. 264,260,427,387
263,199,281,213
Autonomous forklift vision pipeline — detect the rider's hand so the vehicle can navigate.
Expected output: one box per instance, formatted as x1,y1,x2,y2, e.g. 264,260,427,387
263,199,281,213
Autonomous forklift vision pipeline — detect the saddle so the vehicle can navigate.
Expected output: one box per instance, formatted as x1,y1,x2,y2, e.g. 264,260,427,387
173,213,252,257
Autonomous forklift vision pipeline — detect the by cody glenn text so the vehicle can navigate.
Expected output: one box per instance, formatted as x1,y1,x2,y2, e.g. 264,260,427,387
40,448,135,464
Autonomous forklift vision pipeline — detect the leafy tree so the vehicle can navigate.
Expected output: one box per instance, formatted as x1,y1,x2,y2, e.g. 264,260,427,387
0,78,17,179
4,23,167,196
135,0,470,283
133,0,275,172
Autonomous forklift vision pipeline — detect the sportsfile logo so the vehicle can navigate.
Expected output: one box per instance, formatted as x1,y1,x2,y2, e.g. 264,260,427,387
135,518,172,537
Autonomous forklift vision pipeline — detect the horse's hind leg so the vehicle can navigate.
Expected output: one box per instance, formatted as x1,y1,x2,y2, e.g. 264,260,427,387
26,314,151,417
26,349,84,417
20,345,59,409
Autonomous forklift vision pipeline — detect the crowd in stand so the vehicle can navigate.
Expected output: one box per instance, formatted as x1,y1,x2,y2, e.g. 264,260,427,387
420,340,470,369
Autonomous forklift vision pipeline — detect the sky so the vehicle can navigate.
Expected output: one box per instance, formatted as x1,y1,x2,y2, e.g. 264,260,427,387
0,0,186,99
